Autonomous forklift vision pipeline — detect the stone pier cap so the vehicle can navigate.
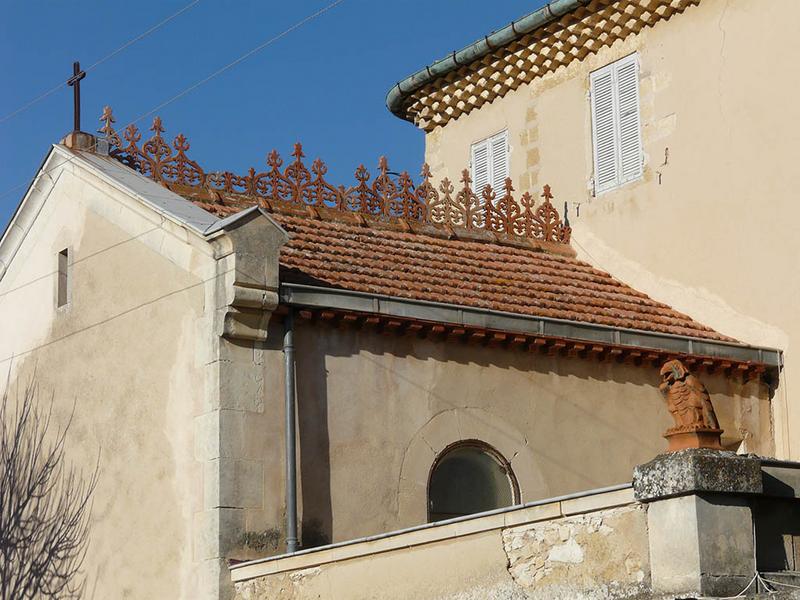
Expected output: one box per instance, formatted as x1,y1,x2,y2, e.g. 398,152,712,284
633,448,763,502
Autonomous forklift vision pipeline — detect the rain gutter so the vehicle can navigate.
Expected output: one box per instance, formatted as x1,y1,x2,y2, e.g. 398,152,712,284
385,0,591,121
279,283,782,368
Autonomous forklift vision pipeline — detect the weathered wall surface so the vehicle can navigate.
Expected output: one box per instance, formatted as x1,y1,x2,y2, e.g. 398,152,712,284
503,505,649,599
232,492,649,600
235,320,770,549
0,158,218,598
423,0,797,458
237,530,521,600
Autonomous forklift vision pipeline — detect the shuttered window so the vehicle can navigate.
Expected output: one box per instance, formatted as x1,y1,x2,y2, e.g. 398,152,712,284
470,130,509,200
590,54,642,194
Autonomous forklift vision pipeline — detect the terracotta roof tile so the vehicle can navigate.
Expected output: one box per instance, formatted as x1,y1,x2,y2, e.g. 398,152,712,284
276,215,731,341
191,199,731,342
93,110,736,346
89,110,732,345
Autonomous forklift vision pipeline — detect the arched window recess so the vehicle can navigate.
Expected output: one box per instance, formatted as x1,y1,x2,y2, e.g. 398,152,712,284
427,440,519,523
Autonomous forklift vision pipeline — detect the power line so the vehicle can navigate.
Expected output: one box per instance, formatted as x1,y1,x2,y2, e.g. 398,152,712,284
0,0,201,126
127,0,345,127
0,226,162,301
83,1,201,73
0,0,345,206
0,266,235,367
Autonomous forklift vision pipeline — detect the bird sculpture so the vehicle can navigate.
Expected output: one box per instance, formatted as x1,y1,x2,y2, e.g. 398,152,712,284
658,360,723,451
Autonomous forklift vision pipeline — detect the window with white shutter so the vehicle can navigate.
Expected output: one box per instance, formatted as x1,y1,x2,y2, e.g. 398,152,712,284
590,54,642,194
470,130,509,200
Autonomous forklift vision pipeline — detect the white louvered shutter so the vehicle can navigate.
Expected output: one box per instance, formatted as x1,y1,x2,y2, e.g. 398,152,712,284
616,55,642,183
490,130,509,192
590,54,642,194
590,66,618,193
471,130,509,203
471,139,490,194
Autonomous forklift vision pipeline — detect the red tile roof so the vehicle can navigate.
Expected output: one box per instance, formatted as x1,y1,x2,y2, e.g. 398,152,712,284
192,197,730,342
94,113,731,343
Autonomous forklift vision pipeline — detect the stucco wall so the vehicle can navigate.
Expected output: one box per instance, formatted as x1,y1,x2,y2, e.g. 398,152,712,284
232,490,648,600
236,319,771,549
0,159,219,598
423,0,796,457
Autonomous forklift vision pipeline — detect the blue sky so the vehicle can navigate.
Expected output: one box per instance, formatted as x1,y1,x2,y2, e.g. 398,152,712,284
0,1,546,228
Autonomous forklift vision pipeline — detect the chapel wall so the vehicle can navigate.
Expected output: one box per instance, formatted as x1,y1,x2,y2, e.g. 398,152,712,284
240,321,771,549
0,165,215,599
423,0,799,459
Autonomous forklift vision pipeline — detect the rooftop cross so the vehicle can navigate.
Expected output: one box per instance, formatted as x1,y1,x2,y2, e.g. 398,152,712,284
66,61,86,132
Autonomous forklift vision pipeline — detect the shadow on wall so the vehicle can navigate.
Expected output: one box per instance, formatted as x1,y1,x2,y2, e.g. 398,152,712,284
289,316,766,417
295,328,333,549
281,316,768,542
289,313,762,391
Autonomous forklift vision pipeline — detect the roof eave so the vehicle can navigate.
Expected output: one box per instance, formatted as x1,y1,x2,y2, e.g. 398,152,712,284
279,282,782,372
385,0,590,122
0,146,63,283
62,147,221,235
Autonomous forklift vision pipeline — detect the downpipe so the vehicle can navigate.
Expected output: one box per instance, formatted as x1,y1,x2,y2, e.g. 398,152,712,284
283,309,298,553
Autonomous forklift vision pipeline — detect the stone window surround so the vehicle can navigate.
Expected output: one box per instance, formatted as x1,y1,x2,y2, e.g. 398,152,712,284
427,438,521,522
398,408,547,526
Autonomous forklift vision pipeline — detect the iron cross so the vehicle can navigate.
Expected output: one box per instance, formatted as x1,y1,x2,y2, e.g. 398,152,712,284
66,61,86,132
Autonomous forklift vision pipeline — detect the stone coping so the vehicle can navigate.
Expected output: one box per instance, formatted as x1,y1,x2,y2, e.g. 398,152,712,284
229,484,634,583
633,449,763,502
761,458,800,468
761,459,800,499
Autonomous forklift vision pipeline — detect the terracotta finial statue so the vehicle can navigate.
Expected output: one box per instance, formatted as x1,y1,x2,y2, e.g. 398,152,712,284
658,359,723,452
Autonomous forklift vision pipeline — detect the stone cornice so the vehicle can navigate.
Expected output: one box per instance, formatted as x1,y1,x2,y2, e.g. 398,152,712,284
393,0,700,132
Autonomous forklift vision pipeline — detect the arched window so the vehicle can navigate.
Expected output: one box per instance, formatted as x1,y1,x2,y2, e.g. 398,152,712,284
428,441,518,522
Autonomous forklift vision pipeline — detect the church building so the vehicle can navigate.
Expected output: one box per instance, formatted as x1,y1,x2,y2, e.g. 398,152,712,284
1,0,798,598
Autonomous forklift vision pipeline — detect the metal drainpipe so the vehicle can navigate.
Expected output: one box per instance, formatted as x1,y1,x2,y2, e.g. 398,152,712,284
283,308,299,553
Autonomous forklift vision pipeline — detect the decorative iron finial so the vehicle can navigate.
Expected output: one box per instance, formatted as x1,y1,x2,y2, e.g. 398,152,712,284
174,133,190,152
439,177,454,195
520,191,534,209
291,143,304,161
354,164,369,182
97,109,573,246
123,123,140,143
311,157,327,176
98,106,115,135
151,116,165,135
420,163,432,180
267,149,282,169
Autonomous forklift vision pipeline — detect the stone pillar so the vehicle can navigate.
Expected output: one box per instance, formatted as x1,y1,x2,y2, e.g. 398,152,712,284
633,448,762,597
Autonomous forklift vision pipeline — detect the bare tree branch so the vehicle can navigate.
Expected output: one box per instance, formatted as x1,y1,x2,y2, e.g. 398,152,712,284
0,381,99,599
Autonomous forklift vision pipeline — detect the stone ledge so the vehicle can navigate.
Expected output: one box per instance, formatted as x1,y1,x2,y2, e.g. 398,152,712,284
633,448,762,502
230,485,634,583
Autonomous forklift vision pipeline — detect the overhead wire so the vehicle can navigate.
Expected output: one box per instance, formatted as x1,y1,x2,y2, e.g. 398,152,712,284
128,0,345,127
0,265,236,368
0,0,345,207
82,0,201,73
0,0,201,126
